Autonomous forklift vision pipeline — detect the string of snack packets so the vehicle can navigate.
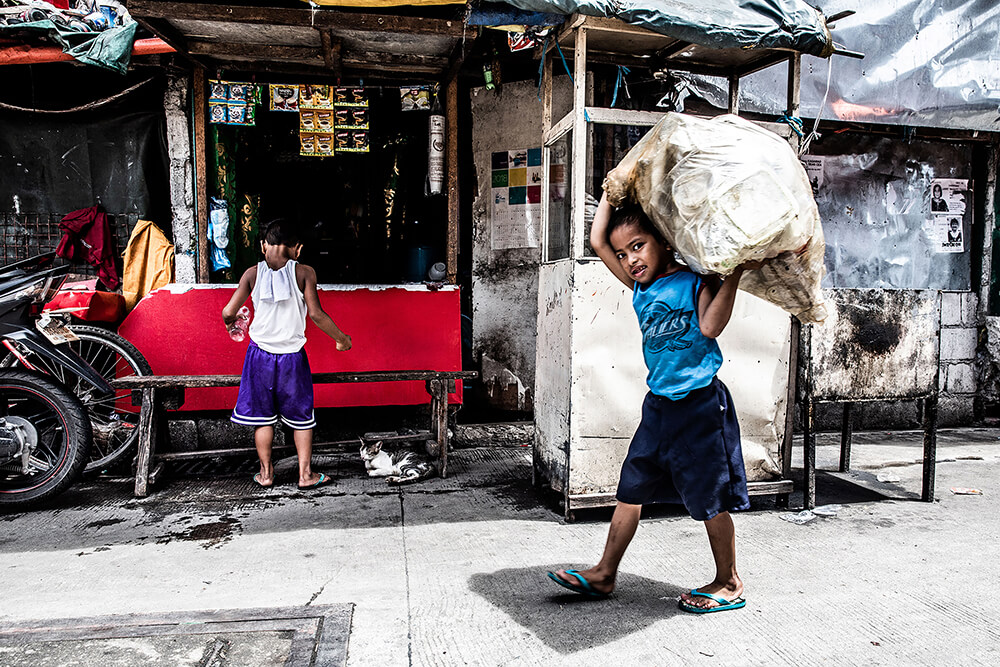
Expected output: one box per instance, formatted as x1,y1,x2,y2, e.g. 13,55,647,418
208,80,439,157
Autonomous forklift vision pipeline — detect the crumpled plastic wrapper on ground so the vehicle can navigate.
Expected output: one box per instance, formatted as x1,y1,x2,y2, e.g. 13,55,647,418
603,112,828,323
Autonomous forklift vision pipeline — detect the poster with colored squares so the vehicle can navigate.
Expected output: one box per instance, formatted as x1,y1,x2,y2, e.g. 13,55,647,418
491,147,542,249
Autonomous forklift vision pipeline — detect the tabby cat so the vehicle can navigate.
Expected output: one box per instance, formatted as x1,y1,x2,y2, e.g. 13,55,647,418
359,440,436,485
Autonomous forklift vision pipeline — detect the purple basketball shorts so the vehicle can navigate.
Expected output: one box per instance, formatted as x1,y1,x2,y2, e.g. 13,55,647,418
231,342,316,430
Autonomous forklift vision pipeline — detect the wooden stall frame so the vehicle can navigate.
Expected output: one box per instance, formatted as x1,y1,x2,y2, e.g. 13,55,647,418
537,17,807,518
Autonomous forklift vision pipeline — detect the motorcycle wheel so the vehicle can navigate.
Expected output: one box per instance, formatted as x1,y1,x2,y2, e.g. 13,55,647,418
0,369,92,509
1,325,152,474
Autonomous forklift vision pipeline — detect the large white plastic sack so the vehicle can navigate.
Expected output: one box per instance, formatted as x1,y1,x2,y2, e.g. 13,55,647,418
603,113,827,323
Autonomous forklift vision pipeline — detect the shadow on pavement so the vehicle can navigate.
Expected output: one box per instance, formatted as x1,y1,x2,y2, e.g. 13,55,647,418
469,566,687,654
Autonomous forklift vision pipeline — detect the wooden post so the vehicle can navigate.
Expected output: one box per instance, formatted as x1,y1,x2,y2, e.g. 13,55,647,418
193,66,210,283
540,51,553,259
426,378,450,478
134,388,158,497
803,399,816,510
445,75,460,284
778,317,799,508
727,73,739,114
922,390,938,502
571,27,588,259
541,49,553,134
786,53,801,118
786,54,802,151
839,402,854,472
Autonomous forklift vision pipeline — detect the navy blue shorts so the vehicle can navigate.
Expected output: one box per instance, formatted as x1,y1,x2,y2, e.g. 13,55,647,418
231,343,316,430
615,377,750,521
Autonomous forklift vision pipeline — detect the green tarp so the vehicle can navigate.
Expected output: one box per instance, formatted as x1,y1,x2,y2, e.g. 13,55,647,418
497,0,833,57
0,19,137,74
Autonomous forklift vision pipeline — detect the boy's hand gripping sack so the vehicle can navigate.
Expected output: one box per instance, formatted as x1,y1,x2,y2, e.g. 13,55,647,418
603,113,827,324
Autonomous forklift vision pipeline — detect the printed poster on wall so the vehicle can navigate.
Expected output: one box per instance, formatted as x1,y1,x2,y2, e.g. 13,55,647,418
800,155,824,196
491,147,542,249
929,178,967,215
930,214,964,253
926,178,968,253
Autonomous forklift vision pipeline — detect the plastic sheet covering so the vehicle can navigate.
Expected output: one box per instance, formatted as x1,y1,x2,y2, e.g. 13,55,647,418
0,20,136,75
496,0,832,56
603,112,827,323
681,0,1000,132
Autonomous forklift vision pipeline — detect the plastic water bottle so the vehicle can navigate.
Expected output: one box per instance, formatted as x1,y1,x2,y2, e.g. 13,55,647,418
229,305,250,342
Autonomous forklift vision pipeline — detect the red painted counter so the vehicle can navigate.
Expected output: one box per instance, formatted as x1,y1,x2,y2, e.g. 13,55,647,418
118,284,463,411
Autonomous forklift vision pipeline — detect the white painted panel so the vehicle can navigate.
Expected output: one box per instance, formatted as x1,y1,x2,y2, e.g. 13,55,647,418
533,260,575,491
717,292,791,461
564,262,791,493
572,261,645,439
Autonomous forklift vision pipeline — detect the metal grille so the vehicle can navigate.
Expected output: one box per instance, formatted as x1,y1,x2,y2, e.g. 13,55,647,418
0,213,138,276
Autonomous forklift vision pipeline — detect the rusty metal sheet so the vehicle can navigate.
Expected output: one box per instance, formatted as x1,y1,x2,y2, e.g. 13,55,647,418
806,289,940,401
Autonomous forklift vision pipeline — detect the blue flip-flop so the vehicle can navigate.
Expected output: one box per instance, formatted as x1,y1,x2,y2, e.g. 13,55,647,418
546,570,610,598
678,590,746,614
297,472,331,490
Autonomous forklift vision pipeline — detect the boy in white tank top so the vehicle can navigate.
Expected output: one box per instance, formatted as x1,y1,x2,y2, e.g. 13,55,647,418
222,219,352,489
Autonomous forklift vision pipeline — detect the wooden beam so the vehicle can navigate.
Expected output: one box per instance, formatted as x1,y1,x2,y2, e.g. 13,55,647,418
127,1,465,36
445,75,459,284
187,42,320,60
133,17,207,69
320,30,343,76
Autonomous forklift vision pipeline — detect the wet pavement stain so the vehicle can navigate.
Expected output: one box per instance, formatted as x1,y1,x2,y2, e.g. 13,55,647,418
84,518,126,530
157,516,242,550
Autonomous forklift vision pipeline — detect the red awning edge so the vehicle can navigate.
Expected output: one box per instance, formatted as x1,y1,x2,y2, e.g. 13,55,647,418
0,37,174,66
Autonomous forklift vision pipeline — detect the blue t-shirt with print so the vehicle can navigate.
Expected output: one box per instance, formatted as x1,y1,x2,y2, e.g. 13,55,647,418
632,269,722,400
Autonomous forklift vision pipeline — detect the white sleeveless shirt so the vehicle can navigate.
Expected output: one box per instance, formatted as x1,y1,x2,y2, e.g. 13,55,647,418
248,259,308,354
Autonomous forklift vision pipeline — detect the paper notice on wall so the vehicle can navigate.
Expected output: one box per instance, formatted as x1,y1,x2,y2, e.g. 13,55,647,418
930,213,964,253
929,178,968,215
490,147,542,249
800,155,825,196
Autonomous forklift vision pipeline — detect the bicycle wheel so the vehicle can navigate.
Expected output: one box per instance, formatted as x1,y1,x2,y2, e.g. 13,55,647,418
66,325,152,473
2,325,152,474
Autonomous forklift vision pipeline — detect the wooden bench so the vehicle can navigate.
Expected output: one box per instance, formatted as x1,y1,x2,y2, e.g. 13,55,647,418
113,370,478,498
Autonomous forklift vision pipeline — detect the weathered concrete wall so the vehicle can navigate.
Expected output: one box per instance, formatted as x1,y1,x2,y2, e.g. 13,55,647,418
809,290,978,429
469,77,571,412
164,71,197,283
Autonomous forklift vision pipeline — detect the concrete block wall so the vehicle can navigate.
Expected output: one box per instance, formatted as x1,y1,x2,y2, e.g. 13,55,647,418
163,71,197,283
809,290,979,430
938,291,978,424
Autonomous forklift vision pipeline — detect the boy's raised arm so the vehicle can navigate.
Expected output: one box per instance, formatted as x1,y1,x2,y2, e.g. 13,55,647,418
222,266,256,326
300,264,352,351
697,260,763,338
590,192,635,289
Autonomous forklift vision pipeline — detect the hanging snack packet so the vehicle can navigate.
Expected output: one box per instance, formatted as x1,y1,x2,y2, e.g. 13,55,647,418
209,80,228,102
299,110,318,132
209,102,227,124
300,84,333,109
269,84,299,112
316,110,333,131
300,133,317,157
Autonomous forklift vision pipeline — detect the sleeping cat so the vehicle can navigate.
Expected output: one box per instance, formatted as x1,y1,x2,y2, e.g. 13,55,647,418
360,440,436,485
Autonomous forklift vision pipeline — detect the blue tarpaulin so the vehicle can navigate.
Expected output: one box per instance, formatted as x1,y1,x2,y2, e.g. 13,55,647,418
494,0,833,57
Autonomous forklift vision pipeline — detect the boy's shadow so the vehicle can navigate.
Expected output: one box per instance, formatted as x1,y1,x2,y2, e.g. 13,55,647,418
468,566,687,654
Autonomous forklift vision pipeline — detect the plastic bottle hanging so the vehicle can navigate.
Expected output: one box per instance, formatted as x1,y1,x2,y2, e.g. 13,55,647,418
426,85,445,196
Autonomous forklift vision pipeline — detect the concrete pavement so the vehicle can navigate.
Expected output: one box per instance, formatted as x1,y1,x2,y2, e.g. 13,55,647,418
1,428,998,665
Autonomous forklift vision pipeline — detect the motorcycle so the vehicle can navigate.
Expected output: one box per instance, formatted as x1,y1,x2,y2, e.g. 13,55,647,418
0,253,114,509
